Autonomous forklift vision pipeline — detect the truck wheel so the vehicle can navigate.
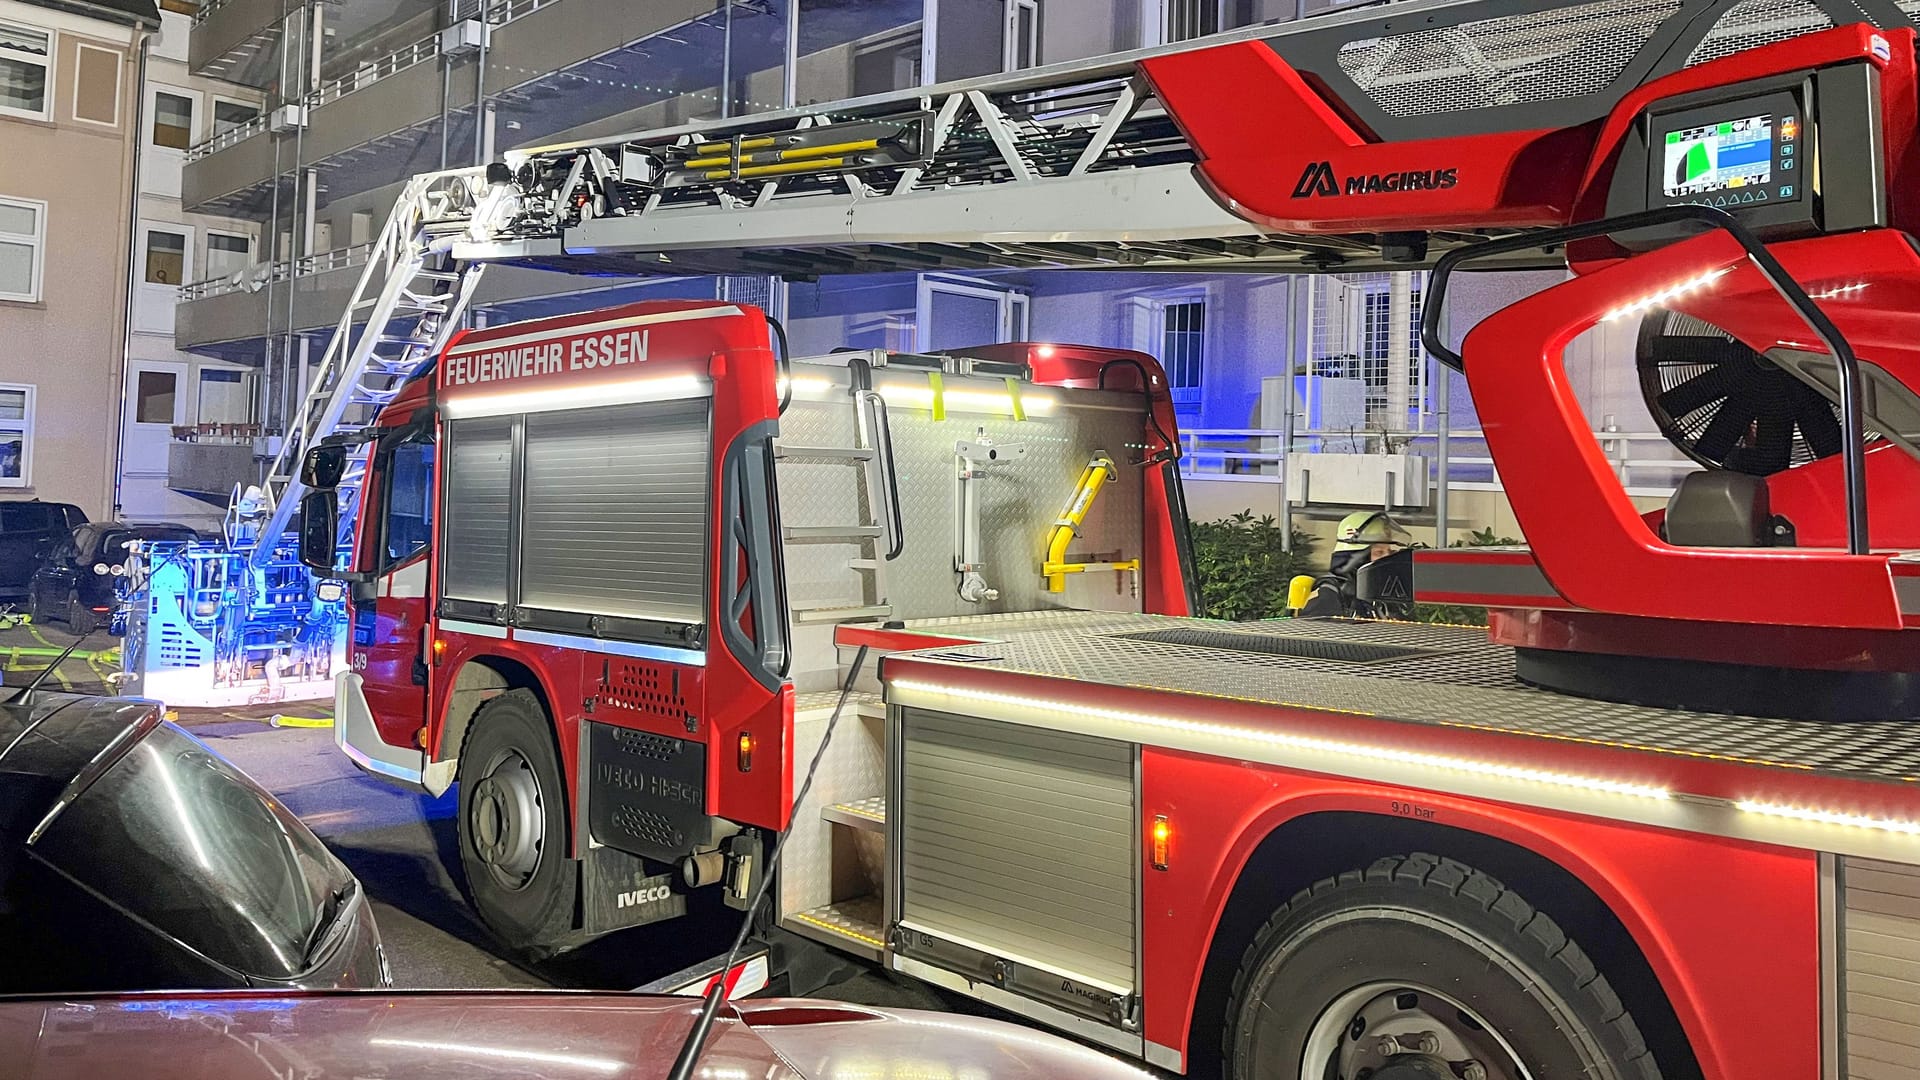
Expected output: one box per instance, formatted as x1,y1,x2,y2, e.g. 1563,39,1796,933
66,594,96,636
1225,853,1662,1080
456,689,578,959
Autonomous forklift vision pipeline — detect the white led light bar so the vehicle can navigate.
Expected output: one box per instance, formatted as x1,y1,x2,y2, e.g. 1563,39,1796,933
1735,800,1920,837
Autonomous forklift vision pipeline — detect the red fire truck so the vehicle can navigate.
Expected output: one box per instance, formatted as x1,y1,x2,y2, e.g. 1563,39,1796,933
291,7,1920,1080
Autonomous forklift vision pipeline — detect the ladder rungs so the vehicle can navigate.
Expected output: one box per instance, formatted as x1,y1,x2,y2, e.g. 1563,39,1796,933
793,604,893,624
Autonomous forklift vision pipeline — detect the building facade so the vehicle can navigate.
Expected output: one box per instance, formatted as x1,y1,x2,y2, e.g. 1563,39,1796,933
0,0,157,519
121,0,263,528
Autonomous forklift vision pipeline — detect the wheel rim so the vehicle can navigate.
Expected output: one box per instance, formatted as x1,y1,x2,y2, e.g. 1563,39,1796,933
468,746,546,891
1301,981,1533,1080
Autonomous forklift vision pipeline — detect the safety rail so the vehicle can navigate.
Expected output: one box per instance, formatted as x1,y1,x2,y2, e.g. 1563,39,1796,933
180,242,374,302
1178,427,1700,500
186,114,270,162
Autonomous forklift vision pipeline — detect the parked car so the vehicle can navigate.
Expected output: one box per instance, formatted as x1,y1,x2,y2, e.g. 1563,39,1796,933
0,500,86,602
28,521,199,634
0,993,1154,1079
0,688,387,992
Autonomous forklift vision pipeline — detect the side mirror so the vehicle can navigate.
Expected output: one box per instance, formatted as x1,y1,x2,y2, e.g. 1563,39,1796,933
301,444,350,489
298,489,339,573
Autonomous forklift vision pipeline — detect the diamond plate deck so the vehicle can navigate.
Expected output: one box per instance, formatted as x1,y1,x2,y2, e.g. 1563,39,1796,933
873,612,1920,788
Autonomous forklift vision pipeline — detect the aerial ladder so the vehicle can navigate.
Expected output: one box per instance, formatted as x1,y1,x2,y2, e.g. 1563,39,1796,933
248,166,520,563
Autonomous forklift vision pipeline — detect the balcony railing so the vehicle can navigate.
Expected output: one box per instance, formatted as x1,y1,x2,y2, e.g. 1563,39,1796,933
186,113,270,162
179,241,373,302
1178,427,1700,500
312,34,443,108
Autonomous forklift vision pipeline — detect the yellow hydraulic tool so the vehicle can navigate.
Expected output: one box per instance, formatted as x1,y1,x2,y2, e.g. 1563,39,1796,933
1045,453,1142,592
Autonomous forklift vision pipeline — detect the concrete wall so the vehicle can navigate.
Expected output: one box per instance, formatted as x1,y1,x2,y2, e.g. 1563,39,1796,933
1040,0,1140,63
0,5,144,519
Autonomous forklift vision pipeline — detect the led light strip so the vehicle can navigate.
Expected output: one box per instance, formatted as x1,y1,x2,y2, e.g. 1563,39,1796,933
779,375,1057,415
1601,267,1731,322
889,679,1672,800
441,373,707,418
1735,800,1920,837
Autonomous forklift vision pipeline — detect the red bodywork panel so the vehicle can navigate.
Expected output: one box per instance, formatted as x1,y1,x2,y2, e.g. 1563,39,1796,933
1140,42,1587,232
1465,229,1911,630
1139,747,1821,1080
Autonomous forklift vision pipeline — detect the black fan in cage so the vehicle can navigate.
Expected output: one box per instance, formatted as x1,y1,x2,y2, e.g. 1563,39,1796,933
1636,309,1846,477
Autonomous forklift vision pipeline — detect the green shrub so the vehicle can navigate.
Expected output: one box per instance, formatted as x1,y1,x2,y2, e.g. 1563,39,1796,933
1190,511,1318,621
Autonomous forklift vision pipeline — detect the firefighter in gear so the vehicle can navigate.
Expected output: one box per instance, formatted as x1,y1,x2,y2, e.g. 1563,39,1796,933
1298,510,1414,619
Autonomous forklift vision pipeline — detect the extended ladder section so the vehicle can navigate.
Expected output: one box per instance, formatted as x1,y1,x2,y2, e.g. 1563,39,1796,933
461,0,1915,278
248,167,518,565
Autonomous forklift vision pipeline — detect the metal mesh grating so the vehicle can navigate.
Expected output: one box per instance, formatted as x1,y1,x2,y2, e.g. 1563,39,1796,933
1902,0,1920,21
1336,0,1682,117
1113,627,1435,663
1686,0,1832,66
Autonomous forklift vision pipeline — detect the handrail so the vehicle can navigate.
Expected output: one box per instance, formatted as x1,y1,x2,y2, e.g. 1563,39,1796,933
1418,203,1870,555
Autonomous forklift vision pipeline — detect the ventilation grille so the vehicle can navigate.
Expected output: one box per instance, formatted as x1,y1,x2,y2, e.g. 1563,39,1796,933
1687,0,1832,66
602,659,689,724
1840,858,1920,1078
1337,0,1682,117
1902,0,1920,21
155,624,211,669
1113,627,1434,663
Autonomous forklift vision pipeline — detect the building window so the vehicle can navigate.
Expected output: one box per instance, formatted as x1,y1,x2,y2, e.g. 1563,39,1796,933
211,98,258,136
135,370,177,424
1165,0,1222,42
0,23,50,121
1162,299,1207,403
205,232,249,279
0,197,44,302
152,90,193,149
145,228,187,284
0,385,32,486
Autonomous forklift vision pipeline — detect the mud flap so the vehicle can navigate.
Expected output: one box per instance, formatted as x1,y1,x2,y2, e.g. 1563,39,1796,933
579,842,687,935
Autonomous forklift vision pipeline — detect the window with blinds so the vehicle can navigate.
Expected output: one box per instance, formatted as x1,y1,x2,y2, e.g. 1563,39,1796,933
519,400,709,626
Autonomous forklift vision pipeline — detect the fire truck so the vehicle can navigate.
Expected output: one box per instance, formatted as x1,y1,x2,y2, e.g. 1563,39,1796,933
282,2,1920,1078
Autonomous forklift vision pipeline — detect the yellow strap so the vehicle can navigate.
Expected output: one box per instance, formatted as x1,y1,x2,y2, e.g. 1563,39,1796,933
1004,377,1026,421
927,371,947,422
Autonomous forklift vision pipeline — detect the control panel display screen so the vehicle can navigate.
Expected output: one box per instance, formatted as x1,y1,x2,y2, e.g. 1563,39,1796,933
1648,89,1805,213
1663,113,1778,197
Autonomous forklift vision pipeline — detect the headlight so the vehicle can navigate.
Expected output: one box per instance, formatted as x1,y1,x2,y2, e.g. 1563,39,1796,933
110,564,125,576
316,582,344,603
92,563,109,575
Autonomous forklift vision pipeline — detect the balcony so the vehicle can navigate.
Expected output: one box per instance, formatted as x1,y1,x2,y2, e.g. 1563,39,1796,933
180,0,724,215
188,0,285,86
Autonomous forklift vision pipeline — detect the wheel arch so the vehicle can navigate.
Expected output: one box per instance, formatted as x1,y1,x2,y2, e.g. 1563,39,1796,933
1184,809,1706,1080
436,653,561,772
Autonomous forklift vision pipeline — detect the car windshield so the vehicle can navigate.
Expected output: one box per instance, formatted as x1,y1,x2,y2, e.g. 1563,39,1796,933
30,724,355,980
0,504,55,532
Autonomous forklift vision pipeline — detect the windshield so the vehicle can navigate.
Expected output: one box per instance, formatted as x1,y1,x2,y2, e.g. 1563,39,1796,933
30,724,355,980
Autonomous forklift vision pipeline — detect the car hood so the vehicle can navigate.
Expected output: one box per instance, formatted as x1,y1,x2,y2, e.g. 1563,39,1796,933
0,993,1160,1079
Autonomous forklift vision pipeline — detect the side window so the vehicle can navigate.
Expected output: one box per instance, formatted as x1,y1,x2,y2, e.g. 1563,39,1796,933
381,434,434,565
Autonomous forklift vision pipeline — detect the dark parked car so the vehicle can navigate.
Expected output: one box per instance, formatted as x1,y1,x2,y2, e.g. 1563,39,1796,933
28,521,199,634
0,500,86,602
0,688,387,993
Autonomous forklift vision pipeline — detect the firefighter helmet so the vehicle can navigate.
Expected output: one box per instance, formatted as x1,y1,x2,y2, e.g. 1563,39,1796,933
1333,510,1410,552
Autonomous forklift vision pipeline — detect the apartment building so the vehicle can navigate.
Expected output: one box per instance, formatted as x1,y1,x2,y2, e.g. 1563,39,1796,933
122,0,264,528
172,0,1692,542
0,0,156,519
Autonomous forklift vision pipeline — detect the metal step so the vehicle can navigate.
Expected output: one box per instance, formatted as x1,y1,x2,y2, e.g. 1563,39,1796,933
785,896,885,962
775,445,875,462
793,604,893,625
823,796,887,833
783,525,882,540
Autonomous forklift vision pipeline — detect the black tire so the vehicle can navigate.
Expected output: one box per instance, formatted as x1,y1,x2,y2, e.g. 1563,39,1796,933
26,585,48,625
66,594,96,636
1226,853,1662,1080
455,689,578,959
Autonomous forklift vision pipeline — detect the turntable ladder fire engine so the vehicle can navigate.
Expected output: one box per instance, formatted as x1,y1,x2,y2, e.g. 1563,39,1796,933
248,167,517,567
